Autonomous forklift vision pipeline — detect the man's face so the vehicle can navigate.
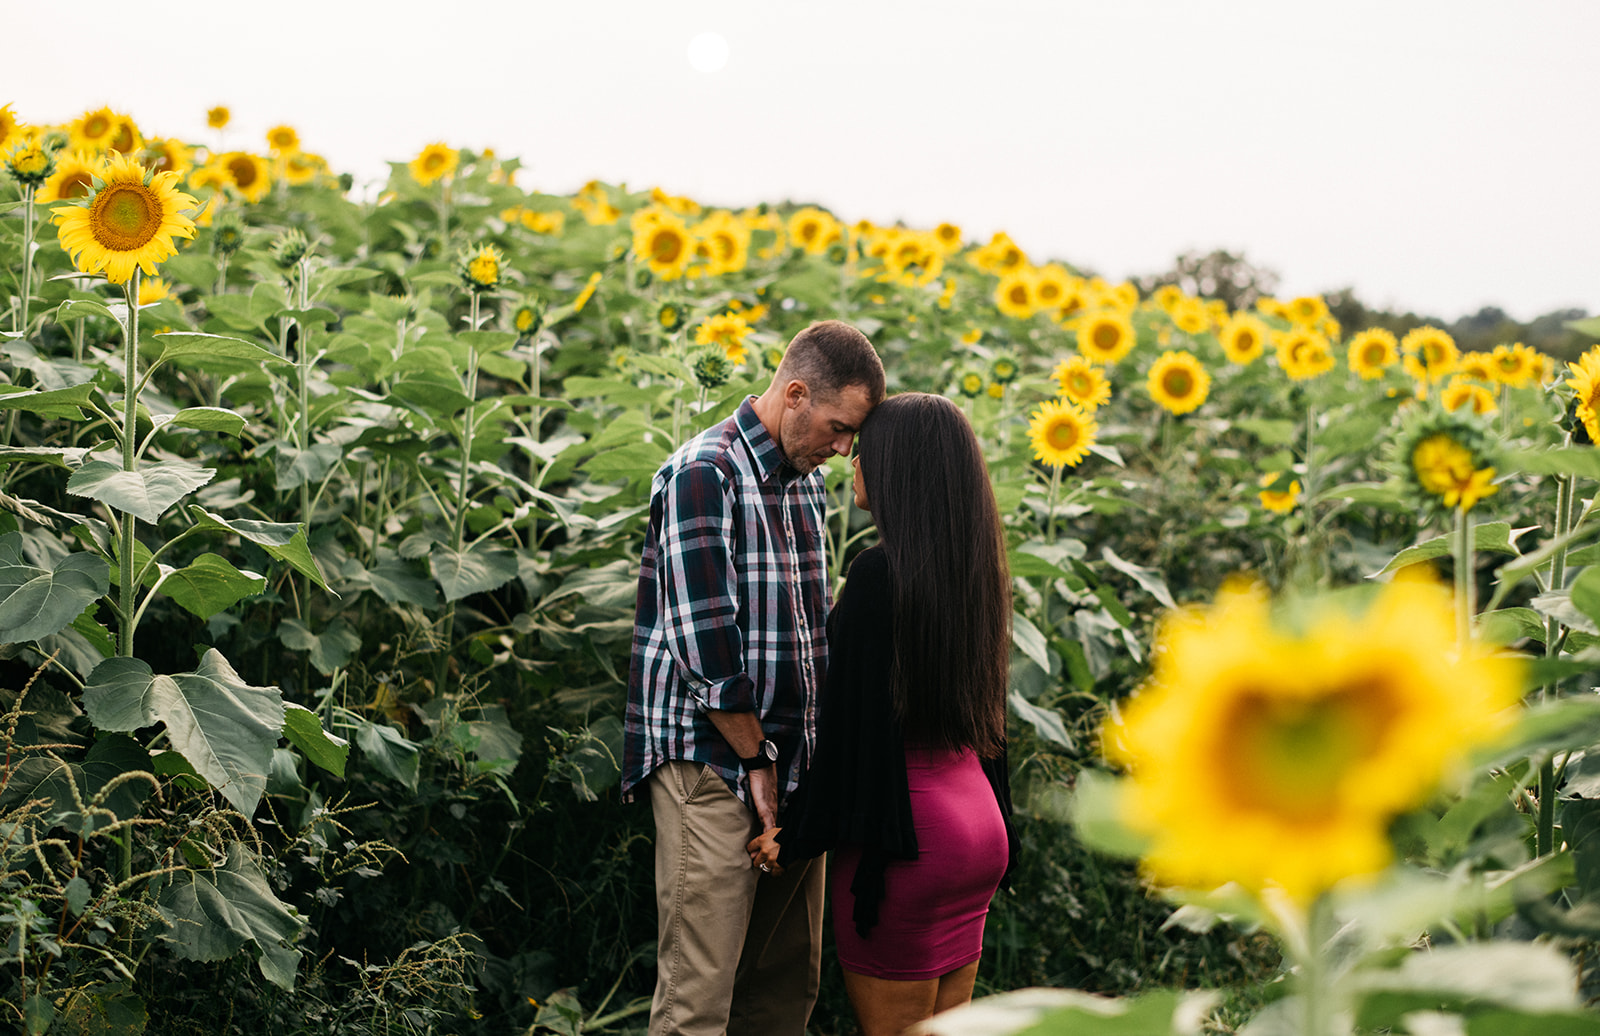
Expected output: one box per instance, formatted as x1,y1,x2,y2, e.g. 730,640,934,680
779,382,874,475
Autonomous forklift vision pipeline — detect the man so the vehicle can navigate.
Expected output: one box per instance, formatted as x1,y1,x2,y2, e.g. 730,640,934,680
624,319,885,1036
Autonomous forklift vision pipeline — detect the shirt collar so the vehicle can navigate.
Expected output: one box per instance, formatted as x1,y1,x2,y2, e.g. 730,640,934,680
735,396,802,485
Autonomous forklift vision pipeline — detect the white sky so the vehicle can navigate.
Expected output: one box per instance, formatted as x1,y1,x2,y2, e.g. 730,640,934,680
14,0,1598,321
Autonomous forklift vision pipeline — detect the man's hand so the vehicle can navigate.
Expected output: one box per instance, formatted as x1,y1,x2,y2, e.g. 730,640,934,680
747,765,779,832
748,827,783,876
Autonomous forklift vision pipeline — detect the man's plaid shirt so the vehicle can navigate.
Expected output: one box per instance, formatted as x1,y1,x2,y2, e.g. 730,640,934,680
623,397,830,806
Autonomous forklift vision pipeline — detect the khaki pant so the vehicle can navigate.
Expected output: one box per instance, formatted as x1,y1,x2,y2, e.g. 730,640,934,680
648,761,825,1036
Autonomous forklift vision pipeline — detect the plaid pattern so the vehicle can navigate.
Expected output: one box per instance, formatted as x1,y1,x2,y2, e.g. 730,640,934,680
623,397,830,806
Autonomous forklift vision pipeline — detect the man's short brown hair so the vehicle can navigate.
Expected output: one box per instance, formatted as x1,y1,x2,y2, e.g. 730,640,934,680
775,320,885,405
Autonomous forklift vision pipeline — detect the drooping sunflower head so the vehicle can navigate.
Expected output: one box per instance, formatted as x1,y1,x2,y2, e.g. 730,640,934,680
1028,398,1098,468
1400,326,1459,384
409,142,459,187
1391,408,1500,515
1146,350,1211,416
1052,355,1112,411
1257,472,1302,514
1219,313,1269,365
459,242,505,292
51,151,199,284
1076,310,1136,365
1104,577,1522,903
1346,328,1399,380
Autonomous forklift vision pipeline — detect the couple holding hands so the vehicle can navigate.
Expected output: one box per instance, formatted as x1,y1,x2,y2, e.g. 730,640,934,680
623,320,1018,1036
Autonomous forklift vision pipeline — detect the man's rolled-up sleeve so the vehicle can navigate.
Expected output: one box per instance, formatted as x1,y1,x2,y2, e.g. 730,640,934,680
657,461,756,713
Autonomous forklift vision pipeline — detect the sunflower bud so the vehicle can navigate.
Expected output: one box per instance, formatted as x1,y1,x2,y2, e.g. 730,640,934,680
5,140,54,188
692,349,732,389
955,369,985,399
990,354,1020,384
656,300,685,335
212,211,246,258
512,298,545,338
270,228,310,269
459,243,504,293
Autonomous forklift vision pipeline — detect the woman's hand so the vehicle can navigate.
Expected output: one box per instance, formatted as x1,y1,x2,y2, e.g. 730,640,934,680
747,828,783,876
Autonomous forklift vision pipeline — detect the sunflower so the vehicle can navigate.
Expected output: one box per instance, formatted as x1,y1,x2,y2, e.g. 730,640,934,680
1102,578,1521,903
1028,399,1098,468
937,279,957,310
1218,313,1269,365
1565,349,1600,442
956,369,985,398
0,105,20,152
990,355,1020,384
1257,473,1301,513
281,151,323,187
460,243,504,292
1076,310,1136,365
408,142,459,186
1490,342,1540,388
1411,433,1497,510
692,210,751,277
1346,328,1398,380
512,300,545,337
107,115,141,155
932,222,963,253
787,206,841,255
206,106,232,130
971,231,1026,275
1032,264,1074,312
1401,326,1458,384
692,348,733,389
1286,294,1329,327
1052,356,1112,411
266,124,301,154
1455,351,1496,383
986,381,1005,400
994,267,1039,319
1147,350,1211,415
656,301,685,334
1440,377,1497,416
52,152,199,284
137,277,173,306
68,107,119,152
214,151,272,203
1276,328,1335,381
36,151,103,204
520,209,566,236
1392,409,1500,514
631,207,692,281
695,313,753,365
572,271,602,313
883,230,942,287
1169,296,1211,336
143,138,194,179
1152,284,1184,313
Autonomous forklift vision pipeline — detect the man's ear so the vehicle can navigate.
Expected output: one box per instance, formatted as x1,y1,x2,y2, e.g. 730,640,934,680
784,379,808,409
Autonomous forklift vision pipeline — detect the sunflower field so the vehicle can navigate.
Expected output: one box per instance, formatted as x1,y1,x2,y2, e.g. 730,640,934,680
3,103,1600,1036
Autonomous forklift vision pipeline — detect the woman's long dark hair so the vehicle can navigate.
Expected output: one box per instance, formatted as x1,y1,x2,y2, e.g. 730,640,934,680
854,392,1010,757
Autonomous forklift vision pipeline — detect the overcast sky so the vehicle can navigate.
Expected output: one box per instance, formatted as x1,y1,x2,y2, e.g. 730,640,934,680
14,0,1598,322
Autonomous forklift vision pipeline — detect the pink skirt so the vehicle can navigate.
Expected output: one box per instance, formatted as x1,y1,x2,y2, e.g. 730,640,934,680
830,747,1008,980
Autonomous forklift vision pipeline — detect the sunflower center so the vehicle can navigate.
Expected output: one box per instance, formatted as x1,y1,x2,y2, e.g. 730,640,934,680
1068,373,1091,393
1220,681,1397,816
650,229,684,263
1091,323,1120,353
90,182,162,252
1162,368,1194,397
60,171,94,199
1047,419,1081,451
84,114,111,139
1236,330,1257,351
1008,285,1029,305
1362,344,1387,366
228,156,259,188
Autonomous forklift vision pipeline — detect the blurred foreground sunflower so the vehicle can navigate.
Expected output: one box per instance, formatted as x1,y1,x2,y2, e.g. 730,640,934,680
53,152,198,283
1103,577,1522,904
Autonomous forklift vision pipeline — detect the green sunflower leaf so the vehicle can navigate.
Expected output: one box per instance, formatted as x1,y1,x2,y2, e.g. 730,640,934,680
1372,522,1531,579
0,535,110,645
67,459,215,523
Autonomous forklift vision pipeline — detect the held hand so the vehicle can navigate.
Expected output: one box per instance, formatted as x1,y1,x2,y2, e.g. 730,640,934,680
747,828,783,876
747,766,780,832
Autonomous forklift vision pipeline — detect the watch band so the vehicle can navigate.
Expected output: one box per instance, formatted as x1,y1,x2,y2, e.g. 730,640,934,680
740,738,778,770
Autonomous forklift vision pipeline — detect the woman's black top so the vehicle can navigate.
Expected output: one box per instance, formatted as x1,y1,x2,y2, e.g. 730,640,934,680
774,545,1019,935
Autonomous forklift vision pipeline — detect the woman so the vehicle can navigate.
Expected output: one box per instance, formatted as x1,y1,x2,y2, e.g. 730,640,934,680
749,392,1018,1035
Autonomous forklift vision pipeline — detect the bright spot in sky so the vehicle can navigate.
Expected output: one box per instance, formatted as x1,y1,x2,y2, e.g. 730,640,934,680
687,31,730,73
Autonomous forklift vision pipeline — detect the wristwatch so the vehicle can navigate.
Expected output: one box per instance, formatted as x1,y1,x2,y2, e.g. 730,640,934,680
740,739,779,771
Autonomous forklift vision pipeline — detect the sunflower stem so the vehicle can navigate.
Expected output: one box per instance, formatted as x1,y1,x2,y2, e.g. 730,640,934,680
437,291,482,691
1452,503,1475,650
1538,468,1576,857
1298,895,1337,1036
118,273,141,658
16,184,35,336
